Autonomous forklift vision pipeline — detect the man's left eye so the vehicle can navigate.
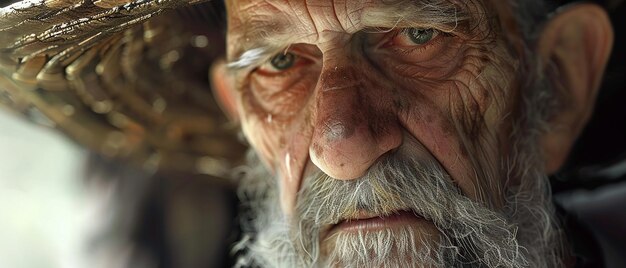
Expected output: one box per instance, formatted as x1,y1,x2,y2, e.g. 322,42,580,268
406,28,438,45
403,28,439,45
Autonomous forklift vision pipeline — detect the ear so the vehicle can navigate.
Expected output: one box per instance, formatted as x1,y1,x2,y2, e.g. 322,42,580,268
537,3,613,174
210,59,239,121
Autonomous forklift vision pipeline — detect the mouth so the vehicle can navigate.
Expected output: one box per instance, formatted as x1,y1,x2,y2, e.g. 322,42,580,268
324,210,426,238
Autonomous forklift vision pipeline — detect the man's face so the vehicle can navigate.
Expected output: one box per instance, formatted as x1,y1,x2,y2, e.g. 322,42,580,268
222,0,543,266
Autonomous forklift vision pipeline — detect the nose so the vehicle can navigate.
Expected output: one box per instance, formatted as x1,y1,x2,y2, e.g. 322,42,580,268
309,64,402,180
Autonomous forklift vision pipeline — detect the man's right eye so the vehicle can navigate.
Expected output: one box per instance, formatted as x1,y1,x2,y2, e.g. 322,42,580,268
270,52,296,70
256,52,299,74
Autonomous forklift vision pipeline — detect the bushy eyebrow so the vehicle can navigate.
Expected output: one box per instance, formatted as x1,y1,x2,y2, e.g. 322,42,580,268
227,47,272,70
227,0,478,71
361,0,470,30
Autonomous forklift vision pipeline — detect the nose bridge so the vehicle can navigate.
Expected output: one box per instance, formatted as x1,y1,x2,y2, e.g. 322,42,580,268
315,64,364,141
315,48,366,130
310,54,402,180
319,51,360,90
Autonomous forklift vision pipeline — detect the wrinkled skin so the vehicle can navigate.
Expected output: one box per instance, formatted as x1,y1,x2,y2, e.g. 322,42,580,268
224,0,521,262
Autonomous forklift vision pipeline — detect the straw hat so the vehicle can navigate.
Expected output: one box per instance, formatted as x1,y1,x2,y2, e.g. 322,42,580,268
0,0,246,177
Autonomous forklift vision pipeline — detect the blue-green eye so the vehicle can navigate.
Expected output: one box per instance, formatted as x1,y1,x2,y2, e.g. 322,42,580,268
270,52,296,70
407,28,435,45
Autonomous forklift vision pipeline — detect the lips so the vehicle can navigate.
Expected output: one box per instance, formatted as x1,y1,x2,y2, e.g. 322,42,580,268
327,210,425,236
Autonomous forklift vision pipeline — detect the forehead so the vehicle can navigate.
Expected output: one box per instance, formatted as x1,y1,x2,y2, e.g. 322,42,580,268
228,0,407,29
227,0,486,25
224,0,522,66
227,1,488,49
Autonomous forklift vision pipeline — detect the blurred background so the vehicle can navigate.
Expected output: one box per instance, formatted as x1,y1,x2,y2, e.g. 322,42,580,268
0,108,238,268
0,109,87,268
0,0,624,267
550,1,626,267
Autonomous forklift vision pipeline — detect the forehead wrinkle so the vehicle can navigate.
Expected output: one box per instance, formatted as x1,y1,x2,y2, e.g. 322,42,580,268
228,0,486,67
228,0,316,59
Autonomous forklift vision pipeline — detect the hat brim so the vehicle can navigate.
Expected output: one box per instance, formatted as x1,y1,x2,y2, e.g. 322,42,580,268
0,0,246,178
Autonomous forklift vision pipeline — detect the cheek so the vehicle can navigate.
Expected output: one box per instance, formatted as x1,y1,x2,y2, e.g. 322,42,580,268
238,84,315,174
397,93,480,199
447,44,519,176
238,88,285,171
238,91,314,214
480,52,519,126
395,47,518,206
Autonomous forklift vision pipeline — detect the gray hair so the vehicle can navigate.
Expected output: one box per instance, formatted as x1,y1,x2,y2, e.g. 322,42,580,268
499,1,569,267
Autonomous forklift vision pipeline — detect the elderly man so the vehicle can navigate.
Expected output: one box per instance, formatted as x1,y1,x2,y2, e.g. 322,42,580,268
208,0,613,267
0,0,615,267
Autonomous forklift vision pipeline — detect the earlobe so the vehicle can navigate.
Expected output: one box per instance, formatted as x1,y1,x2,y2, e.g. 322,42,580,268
210,59,240,121
537,3,614,174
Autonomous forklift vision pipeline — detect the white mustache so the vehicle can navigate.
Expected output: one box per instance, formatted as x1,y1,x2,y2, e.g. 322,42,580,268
296,137,465,227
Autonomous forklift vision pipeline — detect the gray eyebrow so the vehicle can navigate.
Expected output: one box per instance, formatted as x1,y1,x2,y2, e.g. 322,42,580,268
226,41,295,71
226,47,271,70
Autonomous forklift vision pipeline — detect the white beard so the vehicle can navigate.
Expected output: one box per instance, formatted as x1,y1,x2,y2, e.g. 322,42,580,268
322,226,445,268
233,137,565,268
